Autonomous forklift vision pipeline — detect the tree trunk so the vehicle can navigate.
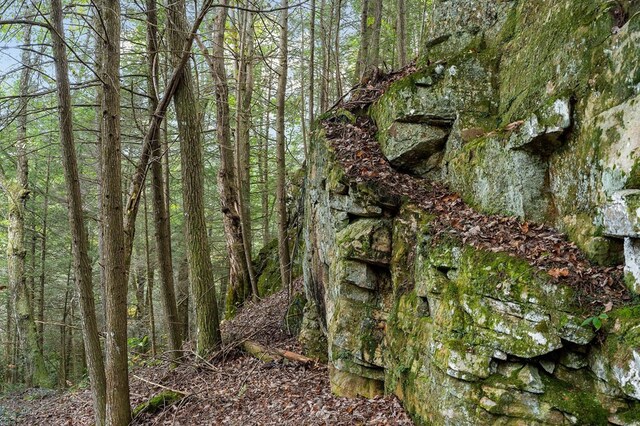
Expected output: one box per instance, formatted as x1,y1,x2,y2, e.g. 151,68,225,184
121,0,216,290
308,0,316,127
218,262,229,317
146,0,182,356
205,4,252,314
276,0,292,295
167,0,221,354
261,74,272,247
319,0,329,111
1,18,48,388
58,258,72,387
333,0,343,102
143,185,157,357
355,0,370,80
93,0,107,328
300,21,308,158
235,5,258,300
396,0,407,67
37,155,51,356
50,0,106,421
369,0,383,71
100,0,131,422
177,257,190,342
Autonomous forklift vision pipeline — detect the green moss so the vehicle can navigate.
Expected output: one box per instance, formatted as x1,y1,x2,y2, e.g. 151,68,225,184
317,108,357,125
611,304,640,321
133,390,184,417
624,272,638,293
626,159,640,188
617,403,640,423
255,239,282,297
539,375,609,424
285,293,306,335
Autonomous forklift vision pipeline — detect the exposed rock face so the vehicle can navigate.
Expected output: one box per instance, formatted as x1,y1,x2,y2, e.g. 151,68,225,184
302,0,640,424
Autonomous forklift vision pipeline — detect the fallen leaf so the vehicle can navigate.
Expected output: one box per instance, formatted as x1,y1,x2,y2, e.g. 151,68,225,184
548,268,570,278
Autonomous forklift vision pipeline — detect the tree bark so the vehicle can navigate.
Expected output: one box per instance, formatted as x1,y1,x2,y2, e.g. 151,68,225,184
369,0,383,71
319,0,329,111
167,0,221,354
146,0,182,356
396,0,407,67
204,5,252,314
2,19,48,387
355,0,370,80
242,340,313,364
121,0,216,287
260,72,272,247
333,0,343,102
50,0,106,421
308,0,316,131
143,185,157,357
276,0,292,295
100,0,131,422
37,155,51,356
235,5,258,300
177,256,190,342
58,258,72,387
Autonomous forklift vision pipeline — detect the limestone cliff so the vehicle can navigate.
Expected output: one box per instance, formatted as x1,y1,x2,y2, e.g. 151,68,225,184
302,0,640,424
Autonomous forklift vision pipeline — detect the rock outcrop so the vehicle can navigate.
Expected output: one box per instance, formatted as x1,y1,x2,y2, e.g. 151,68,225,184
302,0,640,424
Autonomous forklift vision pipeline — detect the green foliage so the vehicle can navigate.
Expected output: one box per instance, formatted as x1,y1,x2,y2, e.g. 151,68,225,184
127,336,150,353
581,312,609,331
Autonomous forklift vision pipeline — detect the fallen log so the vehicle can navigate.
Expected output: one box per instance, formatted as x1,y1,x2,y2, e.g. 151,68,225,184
242,340,314,365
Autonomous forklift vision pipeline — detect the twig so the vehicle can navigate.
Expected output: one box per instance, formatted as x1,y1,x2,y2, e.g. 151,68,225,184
132,374,190,396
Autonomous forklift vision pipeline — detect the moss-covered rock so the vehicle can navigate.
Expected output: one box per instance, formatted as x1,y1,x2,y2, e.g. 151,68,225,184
132,390,184,417
303,0,640,423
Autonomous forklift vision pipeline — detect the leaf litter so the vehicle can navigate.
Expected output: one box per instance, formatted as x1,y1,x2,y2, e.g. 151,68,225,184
324,64,630,314
1,283,413,425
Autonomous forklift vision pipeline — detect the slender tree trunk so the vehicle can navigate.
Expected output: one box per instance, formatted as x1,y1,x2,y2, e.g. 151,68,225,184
177,257,190,341
308,0,316,130
218,261,229,316
146,0,182,355
396,0,407,67
59,258,72,387
93,0,107,328
319,0,328,111
369,0,383,70
37,155,51,355
261,75,272,247
205,5,252,313
300,20,308,158
50,0,106,421
134,260,146,319
121,0,215,289
355,0,370,80
235,6,259,300
167,0,221,354
333,0,343,102
277,0,292,295
100,0,131,422
4,281,15,384
0,18,48,388
143,184,157,357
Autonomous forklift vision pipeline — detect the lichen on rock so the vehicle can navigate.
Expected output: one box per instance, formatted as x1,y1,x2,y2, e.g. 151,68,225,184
300,0,640,423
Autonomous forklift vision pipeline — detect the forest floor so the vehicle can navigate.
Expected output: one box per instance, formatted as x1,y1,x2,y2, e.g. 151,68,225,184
0,285,413,425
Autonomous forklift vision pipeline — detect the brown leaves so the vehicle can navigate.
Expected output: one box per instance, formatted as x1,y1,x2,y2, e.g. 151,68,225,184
323,76,629,314
7,288,415,425
548,268,570,279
